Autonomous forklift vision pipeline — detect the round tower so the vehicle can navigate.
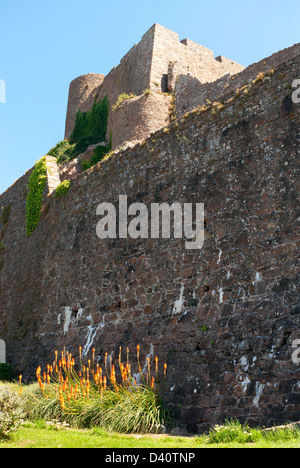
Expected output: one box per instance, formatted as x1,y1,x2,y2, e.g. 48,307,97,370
64,73,105,140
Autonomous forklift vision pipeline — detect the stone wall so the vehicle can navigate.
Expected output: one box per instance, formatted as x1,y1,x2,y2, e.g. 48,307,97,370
110,91,172,150
0,53,299,432
175,42,300,118
64,24,244,149
150,24,244,91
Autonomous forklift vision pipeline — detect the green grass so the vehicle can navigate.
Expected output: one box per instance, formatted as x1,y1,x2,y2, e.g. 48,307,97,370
1,422,300,448
2,382,300,449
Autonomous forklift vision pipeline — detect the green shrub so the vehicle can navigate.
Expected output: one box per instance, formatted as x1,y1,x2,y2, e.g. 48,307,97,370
48,140,76,165
81,144,112,171
69,95,110,156
25,157,48,236
208,419,261,444
0,386,25,438
48,96,110,166
54,180,71,199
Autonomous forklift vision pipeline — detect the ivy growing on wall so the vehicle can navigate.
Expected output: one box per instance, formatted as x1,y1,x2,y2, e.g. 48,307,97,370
48,95,110,165
25,157,47,236
70,95,110,152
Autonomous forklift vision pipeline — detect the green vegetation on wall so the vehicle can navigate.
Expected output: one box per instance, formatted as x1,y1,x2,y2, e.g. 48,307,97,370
70,95,109,151
48,95,110,166
25,157,48,236
81,132,112,171
48,140,76,165
53,180,71,199
112,93,137,111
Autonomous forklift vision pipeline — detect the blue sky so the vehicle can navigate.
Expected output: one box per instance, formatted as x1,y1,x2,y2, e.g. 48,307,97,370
0,0,299,194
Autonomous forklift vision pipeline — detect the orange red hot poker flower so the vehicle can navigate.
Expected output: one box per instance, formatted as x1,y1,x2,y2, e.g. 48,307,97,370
18,346,168,411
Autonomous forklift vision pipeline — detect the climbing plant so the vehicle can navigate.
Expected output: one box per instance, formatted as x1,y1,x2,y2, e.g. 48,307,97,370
69,95,110,157
48,95,110,165
25,157,48,236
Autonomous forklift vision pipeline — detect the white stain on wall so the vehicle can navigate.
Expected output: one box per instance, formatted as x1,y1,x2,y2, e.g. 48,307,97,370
172,284,185,315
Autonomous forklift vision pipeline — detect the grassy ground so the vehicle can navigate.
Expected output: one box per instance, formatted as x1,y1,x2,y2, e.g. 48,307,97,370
1,382,300,448
1,422,300,448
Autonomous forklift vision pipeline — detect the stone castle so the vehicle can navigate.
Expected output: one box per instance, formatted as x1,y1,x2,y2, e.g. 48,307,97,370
0,24,299,432
64,24,244,148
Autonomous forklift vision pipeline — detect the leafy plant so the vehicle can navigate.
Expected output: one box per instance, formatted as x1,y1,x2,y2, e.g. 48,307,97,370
54,181,71,199
69,95,110,157
81,143,112,171
47,96,110,166
25,157,48,236
112,93,136,111
0,386,25,438
48,140,76,165
208,419,260,444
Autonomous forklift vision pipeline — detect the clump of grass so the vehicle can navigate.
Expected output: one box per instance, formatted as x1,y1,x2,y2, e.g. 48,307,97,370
263,425,300,442
207,419,300,445
252,72,266,84
211,101,225,116
208,419,261,444
112,93,137,111
20,346,172,434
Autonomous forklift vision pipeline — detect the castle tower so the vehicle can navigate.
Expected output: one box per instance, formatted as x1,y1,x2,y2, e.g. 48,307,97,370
64,73,105,140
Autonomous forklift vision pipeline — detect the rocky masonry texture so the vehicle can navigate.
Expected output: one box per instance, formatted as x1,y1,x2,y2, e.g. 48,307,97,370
64,24,244,149
0,33,300,432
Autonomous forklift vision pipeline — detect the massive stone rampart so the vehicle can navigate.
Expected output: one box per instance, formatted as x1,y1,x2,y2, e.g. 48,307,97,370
0,50,299,432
